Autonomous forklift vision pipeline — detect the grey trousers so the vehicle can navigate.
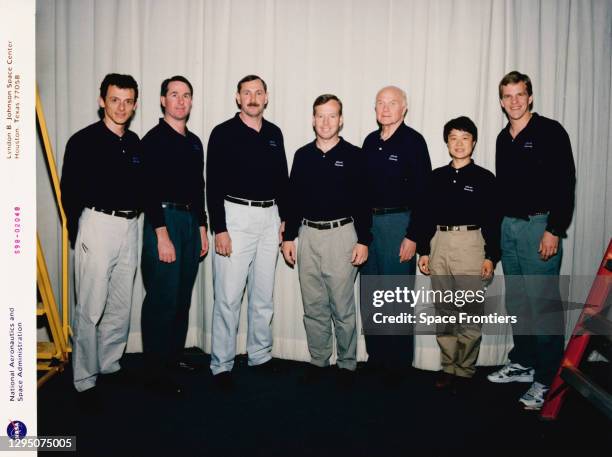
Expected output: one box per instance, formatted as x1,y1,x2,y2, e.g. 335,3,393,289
297,221,358,370
73,208,138,392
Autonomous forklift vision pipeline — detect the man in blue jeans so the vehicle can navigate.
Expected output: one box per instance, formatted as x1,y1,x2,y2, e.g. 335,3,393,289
488,71,576,410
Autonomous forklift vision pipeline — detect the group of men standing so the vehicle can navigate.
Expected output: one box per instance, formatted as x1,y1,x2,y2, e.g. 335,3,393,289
60,70,575,413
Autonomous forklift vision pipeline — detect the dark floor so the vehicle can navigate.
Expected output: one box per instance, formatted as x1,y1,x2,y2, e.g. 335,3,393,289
38,352,611,457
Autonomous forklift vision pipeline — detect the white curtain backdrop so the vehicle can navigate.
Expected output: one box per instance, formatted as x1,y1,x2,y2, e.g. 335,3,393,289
35,0,612,370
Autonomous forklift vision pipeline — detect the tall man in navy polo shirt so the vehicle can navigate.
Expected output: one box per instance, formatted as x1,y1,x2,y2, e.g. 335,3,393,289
207,75,289,389
361,86,432,381
487,71,576,411
61,73,141,408
282,94,371,385
141,76,209,394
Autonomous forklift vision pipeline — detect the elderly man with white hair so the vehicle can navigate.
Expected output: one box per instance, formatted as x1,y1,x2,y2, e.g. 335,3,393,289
360,86,432,385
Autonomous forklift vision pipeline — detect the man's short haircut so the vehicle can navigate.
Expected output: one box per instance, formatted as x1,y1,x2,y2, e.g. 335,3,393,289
237,75,267,93
161,75,193,97
376,85,408,109
99,73,139,101
443,116,478,143
313,94,343,116
159,75,193,114
499,70,533,110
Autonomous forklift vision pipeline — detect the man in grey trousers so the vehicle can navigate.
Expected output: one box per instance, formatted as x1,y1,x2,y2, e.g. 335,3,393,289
282,94,371,386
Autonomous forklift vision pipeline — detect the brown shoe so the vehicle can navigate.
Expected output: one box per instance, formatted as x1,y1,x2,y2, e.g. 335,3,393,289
435,371,455,389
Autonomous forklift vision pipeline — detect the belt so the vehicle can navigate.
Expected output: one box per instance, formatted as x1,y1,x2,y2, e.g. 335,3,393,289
302,217,353,230
510,211,549,221
225,195,275,208
372,206,409,215
437,225,480,232
162,202,191,211
88,207,139,219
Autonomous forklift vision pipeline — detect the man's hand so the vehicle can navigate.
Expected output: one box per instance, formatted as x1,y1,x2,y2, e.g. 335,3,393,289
481,259,494,280
539,231,559,261
155,227,176,263
279,221,285,245
399,238,416,263
281,240,297,266
199,226,209,258
351,243,368,266
418,255,430,275
215,231,232,257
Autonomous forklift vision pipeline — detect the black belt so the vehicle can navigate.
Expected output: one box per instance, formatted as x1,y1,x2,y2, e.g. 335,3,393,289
437,225,480,232
225,196,275,208
162,202,191,211
509,212,549,221
302,217,353,230
372,206,409,215
88,207,139,219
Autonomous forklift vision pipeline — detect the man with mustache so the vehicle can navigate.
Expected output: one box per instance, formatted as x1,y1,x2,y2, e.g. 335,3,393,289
140,76,209,394
207,75,289,390
60,73,142,411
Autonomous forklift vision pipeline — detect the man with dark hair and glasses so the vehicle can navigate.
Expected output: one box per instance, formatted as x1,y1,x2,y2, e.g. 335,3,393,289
60,73,142,411
140,75,209,394
207,75,289,390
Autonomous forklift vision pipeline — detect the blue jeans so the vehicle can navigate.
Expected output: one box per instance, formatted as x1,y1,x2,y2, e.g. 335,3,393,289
361,211,415,368
501,215,564,385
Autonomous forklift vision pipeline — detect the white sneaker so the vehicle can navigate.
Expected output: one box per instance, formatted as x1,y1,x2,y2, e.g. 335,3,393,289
487,362,534,383
519,382,549,410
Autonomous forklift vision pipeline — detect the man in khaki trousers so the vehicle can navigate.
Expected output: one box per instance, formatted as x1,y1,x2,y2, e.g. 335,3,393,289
417,116,500,389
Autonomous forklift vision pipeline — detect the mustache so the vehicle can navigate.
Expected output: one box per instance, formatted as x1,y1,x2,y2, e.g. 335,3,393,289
247,103,260,107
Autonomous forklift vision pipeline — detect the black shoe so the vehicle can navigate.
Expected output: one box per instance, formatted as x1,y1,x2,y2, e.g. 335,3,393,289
250,358,282,374
213,372,234,392
435,372,455,390
98,369,129,387
299,364,326,385
77,386,103,414
382,368,404,389
145,374,183,396
361,363,382,376
173,360,204,374
336,368,356,390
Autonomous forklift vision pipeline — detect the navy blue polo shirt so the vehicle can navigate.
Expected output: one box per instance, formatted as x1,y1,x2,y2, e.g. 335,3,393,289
496,113,576,236
416,160,501,263
284,138,372,245
141,118,207,229
206,113,289,234
362,122,432,240
60,120,143,245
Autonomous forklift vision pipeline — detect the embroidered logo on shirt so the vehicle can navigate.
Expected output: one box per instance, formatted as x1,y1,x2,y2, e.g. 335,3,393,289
334,161,344,167
523,142,533,149
131,155,141,165
388,154,398,162
464,185,474,192
269,140,278,147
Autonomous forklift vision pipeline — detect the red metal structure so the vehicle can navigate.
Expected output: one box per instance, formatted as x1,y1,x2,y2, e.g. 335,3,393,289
540,239,612,420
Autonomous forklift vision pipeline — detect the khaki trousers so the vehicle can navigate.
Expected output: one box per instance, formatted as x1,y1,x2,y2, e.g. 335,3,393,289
429,229,485,378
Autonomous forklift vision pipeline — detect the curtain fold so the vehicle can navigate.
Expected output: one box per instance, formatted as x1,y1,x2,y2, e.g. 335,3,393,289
36,0,612,368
